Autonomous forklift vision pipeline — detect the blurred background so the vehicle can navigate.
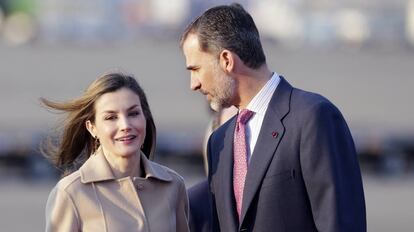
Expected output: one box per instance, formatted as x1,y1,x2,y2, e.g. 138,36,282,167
0,0,413,231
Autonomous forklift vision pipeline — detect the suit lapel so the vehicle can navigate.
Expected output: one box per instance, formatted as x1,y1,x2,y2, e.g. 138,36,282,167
214,116,239,230
240,77,293,223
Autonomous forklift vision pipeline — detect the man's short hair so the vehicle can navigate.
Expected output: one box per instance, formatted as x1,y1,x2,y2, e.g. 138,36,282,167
181,3,266,69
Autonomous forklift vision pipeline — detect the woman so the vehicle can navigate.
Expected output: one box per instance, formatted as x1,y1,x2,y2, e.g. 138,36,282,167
42,72,189,232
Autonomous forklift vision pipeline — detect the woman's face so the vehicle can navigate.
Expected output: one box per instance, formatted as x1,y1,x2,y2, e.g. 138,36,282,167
87,88,146,158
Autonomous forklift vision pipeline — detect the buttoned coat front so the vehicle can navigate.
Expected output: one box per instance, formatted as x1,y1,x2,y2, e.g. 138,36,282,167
45,151,189,232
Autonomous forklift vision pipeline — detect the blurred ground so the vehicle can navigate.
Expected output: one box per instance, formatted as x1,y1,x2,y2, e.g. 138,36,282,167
0,156,414,232
363,175,414,232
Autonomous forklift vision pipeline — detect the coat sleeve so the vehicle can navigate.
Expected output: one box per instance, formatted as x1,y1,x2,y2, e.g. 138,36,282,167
300,100,366,232
176,177,190,232
45,185,80,232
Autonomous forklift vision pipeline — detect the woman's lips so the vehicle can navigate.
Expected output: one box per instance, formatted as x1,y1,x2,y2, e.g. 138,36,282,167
115,135,137,142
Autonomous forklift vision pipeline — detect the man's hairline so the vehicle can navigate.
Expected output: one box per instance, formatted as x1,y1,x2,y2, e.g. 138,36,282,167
181,31,222,57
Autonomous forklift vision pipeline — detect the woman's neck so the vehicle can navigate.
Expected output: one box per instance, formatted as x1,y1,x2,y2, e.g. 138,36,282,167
102,149,141,179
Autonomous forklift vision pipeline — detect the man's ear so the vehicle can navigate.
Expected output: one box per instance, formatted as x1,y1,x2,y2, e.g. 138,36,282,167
219,49,234,73
85,120,96,138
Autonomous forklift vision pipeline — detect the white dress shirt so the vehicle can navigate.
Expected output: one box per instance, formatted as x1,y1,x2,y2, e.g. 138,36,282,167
244,72,280,162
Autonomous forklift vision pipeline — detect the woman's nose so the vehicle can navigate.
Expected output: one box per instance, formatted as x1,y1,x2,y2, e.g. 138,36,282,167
118,116,131,131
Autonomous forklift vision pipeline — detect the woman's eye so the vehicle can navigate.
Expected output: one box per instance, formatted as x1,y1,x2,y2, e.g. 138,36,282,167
104,115,116,120
129,111,140,117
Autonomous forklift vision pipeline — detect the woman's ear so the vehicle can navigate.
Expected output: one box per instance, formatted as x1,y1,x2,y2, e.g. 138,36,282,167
85,120,96,138
219,49,234,73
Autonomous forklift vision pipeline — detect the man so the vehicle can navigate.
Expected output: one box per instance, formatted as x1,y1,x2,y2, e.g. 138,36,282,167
181,3,366,232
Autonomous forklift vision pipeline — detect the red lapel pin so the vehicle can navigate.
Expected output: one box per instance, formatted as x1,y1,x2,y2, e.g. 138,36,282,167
272,131,278,138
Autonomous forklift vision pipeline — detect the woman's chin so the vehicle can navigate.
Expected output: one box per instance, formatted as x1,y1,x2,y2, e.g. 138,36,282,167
116,148,140,158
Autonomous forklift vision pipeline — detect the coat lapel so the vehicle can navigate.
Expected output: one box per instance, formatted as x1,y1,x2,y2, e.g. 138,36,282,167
214,116,239,230
240,77,293,223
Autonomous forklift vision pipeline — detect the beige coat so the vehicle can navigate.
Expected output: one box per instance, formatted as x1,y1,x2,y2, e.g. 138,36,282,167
45,151,189,232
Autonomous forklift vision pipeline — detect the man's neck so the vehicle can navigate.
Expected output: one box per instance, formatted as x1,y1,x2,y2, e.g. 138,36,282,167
235,64,272,110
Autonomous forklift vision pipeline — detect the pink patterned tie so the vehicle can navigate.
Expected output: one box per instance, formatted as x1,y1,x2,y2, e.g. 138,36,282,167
233,109,254,219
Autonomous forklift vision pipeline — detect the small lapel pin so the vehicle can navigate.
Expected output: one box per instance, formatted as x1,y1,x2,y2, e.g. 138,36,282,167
271,131,279,138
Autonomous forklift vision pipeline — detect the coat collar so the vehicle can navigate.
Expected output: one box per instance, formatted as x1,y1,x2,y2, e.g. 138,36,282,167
80,149,172,184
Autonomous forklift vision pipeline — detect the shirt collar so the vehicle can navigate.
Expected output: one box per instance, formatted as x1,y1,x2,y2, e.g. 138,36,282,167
246,72,281,115
80,149,172,184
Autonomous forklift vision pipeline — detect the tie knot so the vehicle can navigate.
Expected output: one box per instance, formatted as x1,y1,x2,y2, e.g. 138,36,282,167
238,109,254,125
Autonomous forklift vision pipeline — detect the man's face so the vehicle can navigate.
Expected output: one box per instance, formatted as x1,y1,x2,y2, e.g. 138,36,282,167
182,34,236,111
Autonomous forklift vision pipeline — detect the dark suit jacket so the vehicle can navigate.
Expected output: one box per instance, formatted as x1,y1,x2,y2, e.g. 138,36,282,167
207,77,366,232
188,180,212,232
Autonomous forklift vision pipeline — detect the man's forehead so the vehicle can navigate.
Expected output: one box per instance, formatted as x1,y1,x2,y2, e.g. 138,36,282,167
183,34,201,52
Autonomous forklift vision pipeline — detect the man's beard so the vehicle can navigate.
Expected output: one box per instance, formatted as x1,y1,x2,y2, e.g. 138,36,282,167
209,72,236,112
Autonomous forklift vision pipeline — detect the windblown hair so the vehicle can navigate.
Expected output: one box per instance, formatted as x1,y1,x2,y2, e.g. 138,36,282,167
180,3,266,69
40,72,156,174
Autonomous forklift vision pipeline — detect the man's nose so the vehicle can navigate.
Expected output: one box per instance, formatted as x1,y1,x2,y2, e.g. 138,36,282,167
190,75,201,91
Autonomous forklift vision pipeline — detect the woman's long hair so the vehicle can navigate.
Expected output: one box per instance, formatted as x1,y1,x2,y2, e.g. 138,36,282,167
40,72,156,174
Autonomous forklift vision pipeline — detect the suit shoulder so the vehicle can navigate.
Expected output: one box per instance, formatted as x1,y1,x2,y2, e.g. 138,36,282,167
291,87,339,113
289,87,347,129
291,87,329,105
